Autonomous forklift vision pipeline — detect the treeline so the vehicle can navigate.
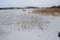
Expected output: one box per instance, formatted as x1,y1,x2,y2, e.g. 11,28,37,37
0,6,39,10
0,7,22,10
0,5,60,10
50,5,60,8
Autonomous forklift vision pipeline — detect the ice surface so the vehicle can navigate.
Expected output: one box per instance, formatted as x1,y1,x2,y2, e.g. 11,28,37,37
0,9,60,40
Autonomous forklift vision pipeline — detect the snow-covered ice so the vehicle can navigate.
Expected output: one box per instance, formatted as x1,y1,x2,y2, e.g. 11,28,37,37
0,9,60,40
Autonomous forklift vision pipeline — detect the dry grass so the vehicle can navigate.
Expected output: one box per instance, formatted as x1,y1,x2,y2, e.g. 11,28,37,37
17,15,45,31
32,8,60,16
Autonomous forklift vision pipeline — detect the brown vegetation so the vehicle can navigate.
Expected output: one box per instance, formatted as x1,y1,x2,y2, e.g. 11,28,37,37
32,8,60,16
32,5,60,16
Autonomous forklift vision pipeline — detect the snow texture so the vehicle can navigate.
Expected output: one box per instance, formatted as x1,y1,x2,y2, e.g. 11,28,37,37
0,9,60,40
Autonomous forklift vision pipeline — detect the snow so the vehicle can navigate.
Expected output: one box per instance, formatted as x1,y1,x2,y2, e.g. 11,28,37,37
0,9,60,40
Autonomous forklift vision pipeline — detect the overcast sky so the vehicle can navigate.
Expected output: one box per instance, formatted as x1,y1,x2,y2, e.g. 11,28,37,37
0,0,60,7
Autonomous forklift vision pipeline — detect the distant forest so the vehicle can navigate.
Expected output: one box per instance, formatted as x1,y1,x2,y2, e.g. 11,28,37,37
50,5,60,8
0,5,60,10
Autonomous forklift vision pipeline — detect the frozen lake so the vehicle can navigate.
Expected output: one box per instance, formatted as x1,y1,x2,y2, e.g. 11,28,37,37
0,9,60,40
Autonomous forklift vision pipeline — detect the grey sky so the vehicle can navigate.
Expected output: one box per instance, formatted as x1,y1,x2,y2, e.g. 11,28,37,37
0,0,60,7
